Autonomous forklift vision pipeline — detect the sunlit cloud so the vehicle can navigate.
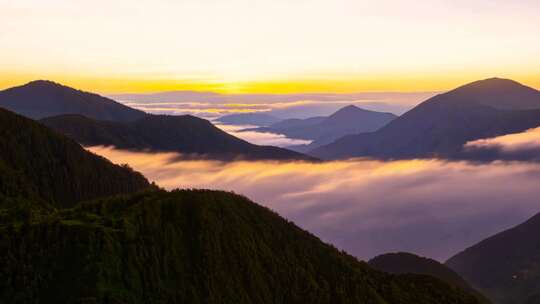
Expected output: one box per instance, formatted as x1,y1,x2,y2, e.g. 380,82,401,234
88,146,540,261
466,126,540,152
216,124,312,147
461,127,540,162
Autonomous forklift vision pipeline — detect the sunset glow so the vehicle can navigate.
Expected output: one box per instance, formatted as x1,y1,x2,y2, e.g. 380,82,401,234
2,0,539,94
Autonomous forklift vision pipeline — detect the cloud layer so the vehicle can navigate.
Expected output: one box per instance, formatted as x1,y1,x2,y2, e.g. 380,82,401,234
215,124,312,147
463,127,540,162
89,146,540,261
466,126,540,152
113,91,436,118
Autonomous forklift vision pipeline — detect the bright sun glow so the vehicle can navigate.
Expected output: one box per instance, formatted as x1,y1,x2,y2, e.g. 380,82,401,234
1,0,539,93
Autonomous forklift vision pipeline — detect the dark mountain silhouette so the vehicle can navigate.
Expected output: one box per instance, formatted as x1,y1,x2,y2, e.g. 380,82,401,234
369,252,489,303
0,80,311,160
0,107,151,210
216,112,281,126
0,80,146,122
311,78,540,160
446,212,540,304
0,103,482,304
243,105,397,151
441,78,540,110
41,114,314,161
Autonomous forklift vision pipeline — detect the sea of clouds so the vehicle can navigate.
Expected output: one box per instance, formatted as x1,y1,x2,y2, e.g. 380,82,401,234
89,127,540,261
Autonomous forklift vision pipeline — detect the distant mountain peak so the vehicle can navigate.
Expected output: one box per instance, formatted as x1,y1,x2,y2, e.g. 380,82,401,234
0,80,146,122
454,77,528,92
23,80,69,90
310,77,540,160
26,79,61,86
432,77,540,110
328,105,395,120
338,104,361,111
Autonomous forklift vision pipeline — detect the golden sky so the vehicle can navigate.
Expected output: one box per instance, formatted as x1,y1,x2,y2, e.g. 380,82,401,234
1,0,539,94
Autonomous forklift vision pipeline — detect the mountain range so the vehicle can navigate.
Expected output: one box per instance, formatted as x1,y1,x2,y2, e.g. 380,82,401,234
0,106,481,303
446,212,540,304
311,78,540,160
242,105,397,151
0,81,312,161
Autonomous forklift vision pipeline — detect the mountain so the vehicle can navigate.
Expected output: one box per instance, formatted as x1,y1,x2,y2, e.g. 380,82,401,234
0,80,146,121
0,188,483,304
311,78,540,160
446,212,540,304
1,104,482,303
0,81,310,160
0,107,151,210
243,105,397,151
41,114,314,161
369,252,488,303
215,112,281,126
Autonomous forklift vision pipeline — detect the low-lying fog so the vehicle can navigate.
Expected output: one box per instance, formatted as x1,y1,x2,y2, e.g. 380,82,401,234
89,132,540,261
215,124,312,147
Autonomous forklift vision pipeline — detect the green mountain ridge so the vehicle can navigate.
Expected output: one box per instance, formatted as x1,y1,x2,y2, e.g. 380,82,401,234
0,104,482,303
0,108,151,210
1,190,483,304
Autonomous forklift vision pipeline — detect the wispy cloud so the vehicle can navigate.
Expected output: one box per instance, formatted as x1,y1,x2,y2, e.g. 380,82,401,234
88,146,540,261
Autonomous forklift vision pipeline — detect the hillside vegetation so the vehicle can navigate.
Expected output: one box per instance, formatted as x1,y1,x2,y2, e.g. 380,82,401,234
1,190,483,304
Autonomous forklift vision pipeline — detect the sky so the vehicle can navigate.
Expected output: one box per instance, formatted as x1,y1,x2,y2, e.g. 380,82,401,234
1,0,540,94
88,124,540,261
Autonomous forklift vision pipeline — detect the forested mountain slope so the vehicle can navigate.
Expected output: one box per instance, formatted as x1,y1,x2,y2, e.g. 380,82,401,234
0,108,151,209
1,190,483,304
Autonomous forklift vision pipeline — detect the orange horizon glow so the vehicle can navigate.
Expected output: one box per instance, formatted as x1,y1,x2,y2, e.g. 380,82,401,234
2,0,540,95
1,72,540,95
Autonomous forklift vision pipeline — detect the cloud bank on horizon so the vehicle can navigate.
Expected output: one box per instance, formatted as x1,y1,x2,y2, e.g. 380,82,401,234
112,91,436,118
88,138,540,261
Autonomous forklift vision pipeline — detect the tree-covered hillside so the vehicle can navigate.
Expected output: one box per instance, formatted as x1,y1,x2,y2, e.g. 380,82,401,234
0,105,483,304
0,108,151,209
1,190,483,304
